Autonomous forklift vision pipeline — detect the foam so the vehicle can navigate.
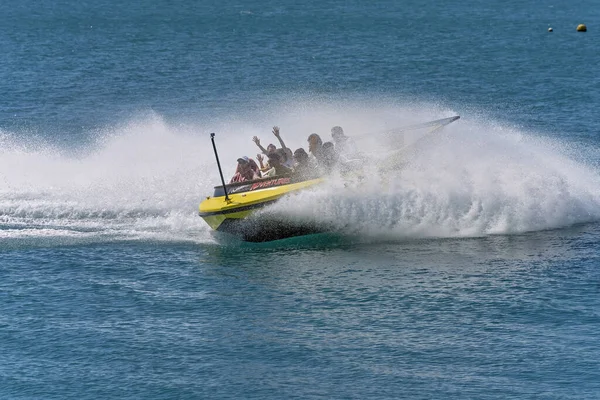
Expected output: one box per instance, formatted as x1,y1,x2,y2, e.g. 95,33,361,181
1,99,599,245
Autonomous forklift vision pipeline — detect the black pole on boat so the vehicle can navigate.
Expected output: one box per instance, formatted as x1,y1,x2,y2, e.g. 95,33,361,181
210,133,230,201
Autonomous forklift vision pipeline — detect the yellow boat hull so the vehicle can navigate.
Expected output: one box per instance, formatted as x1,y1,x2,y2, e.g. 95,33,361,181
199,177,325,242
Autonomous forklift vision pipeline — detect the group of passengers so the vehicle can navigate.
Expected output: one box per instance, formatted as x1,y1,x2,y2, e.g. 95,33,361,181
229,125,352,183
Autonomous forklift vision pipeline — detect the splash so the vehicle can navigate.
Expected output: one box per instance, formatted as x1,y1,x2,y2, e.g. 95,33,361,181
271,117,600,239
0,115,214,246
1,99,600,246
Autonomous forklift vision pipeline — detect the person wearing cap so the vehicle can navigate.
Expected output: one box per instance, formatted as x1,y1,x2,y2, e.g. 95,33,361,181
252,126,294,167
262,151,292,178
230,156,261,183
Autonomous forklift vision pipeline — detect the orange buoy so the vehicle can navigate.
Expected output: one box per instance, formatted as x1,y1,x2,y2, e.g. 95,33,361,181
577,24,587,32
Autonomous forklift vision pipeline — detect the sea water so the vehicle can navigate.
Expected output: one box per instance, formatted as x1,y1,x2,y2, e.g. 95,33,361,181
1,0,600,398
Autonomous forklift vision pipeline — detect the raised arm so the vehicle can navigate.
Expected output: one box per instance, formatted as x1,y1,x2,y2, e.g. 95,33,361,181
256,154,265,169
256,154,271,173
272,126,289,152
252,136,268,155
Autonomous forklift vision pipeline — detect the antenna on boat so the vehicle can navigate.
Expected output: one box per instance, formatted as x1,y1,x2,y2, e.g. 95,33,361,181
210,133,230,201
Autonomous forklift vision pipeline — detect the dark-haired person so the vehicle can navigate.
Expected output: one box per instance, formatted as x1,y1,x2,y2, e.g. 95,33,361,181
253,137,277,156
255,153,271,174
230,156,261,183
253,126,294,168
257,147,293,173
307,133,324,163
293,147,309,166
321,141,339,171
292,147,317,179
330,126,346,146
262,151,292,178
331,125,357,159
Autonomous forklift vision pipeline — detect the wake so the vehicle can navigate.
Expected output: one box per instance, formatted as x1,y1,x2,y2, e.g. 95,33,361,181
1,99,599,246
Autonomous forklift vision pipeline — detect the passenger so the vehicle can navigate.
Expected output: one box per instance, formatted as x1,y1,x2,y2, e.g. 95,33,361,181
229,156,261,183
262,151,292,178
276,148,293,168
256,148,293,173
255,153,271,174
252,126,294,168
321,141,339,170
272,126,294,165
307,133,325,164
248,157,261,177
252,136,277,155
331,126,346,144
331,126,356,156
293,148,310,167
292,148,316,179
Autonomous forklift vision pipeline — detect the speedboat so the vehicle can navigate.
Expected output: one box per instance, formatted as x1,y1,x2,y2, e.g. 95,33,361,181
199,173,325,242
199,116,460,242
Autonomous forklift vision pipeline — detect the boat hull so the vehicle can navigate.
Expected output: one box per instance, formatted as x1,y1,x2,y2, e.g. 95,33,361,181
212,213,325,242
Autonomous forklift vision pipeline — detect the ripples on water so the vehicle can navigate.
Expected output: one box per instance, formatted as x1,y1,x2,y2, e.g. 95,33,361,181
2,0,600,398
1,99,600,399
2,227,599,399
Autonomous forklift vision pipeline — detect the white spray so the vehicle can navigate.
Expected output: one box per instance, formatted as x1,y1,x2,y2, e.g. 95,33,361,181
0,100,599,245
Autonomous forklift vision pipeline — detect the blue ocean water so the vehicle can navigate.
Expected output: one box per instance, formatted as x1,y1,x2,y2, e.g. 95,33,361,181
1,0,600,398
